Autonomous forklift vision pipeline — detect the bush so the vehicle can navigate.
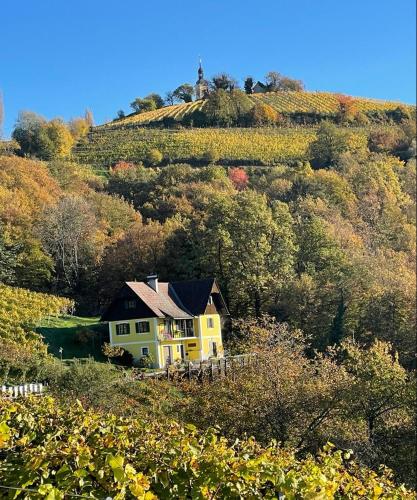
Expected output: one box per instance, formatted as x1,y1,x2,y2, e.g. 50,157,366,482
247,102,280,126
73,327,97,345
1,396,413,498
145,148,163,166
368,128,402,153
201,147,219,165
309,121,350,168
134,354,154,369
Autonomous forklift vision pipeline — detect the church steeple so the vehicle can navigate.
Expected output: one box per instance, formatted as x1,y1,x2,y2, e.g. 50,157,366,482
198,58,204,80
195,58,208,100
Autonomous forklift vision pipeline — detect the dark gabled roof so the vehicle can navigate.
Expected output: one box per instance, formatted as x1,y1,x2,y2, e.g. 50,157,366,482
170,278,214,316
171,278,229,316
100,277,229,322
100,283,156,322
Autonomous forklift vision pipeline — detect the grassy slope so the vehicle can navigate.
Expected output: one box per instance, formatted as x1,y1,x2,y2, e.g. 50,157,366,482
37,315,108,361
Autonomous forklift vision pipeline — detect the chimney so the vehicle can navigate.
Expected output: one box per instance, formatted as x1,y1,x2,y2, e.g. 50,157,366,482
146,274,159,293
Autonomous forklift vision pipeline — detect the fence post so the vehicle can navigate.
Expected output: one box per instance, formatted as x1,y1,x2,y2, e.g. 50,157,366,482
188,362,191,380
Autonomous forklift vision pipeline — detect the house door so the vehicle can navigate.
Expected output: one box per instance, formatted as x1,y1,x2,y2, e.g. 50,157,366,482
179,344,185,361
163,346,172,366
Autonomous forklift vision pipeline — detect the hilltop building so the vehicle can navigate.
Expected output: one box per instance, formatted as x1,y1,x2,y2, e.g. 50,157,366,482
195,59,209,100
252,81,268,93
101,275,228,368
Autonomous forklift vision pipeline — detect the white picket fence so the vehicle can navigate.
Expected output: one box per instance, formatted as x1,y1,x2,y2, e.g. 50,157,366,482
1,383,45,398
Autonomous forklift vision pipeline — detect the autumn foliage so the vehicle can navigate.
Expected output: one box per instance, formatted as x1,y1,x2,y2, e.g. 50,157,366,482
228,167,248,190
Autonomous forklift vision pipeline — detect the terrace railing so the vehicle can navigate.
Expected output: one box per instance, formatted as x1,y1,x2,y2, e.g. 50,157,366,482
158,328,195,341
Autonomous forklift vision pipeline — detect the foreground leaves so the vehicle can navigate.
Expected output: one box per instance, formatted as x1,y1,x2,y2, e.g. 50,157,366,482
0,396,413,499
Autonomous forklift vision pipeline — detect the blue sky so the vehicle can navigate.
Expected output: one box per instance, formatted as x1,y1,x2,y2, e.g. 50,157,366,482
1,0,415,137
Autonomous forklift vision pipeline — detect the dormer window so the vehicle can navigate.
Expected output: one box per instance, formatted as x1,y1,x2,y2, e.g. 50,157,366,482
124,299,136,310
208,295,213,305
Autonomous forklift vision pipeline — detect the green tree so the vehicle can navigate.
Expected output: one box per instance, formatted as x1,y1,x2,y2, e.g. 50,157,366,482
144,93,165,109
172,84,194,103
342,339,415,483
130,97,156,113
12,111,46,157
204,89,252,127
265,71,305,91
211,73,238,91
37,119,74,160
0,226,18,284
309,121,350,168
244,76,254,94
12,114,74,160
204,191,296,316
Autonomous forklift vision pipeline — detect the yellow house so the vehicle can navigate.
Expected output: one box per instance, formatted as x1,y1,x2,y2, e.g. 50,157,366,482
101,275,229,368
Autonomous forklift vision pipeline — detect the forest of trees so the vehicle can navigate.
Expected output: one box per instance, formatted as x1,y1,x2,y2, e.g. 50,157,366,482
0,85,416,496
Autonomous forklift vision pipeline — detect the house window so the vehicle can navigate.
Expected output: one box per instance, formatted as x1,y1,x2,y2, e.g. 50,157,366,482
116,323,130,336
136,321,150,334
207,317,214,329
208,295,213,305
163,320,173,334
124,300,136,310
141,347,149,356
174,319,194,337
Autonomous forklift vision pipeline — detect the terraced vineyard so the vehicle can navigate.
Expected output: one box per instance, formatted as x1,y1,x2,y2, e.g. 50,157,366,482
73,126,369,167
98,91,413,129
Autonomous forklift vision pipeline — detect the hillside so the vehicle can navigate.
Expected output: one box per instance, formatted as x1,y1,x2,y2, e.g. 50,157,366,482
74,125,370,167
73,90,414,168
99,91,413,128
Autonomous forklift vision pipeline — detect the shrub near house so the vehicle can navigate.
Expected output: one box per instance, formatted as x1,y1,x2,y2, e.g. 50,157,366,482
101,275,228,368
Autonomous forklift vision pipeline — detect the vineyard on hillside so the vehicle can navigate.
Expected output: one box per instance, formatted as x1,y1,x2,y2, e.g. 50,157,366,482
0,284,73,344
74,126,369,167
98,91,413,129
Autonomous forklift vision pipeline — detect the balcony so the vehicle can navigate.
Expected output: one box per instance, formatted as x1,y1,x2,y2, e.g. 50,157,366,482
158,328,195,341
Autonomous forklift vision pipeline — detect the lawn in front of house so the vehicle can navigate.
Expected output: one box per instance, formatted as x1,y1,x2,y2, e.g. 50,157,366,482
37,315,108,361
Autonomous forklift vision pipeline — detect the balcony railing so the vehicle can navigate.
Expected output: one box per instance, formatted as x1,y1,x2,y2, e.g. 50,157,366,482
158,328,195,341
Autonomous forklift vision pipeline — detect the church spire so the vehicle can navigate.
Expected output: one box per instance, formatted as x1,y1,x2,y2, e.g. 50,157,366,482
198,57,204,80
195,57,208,100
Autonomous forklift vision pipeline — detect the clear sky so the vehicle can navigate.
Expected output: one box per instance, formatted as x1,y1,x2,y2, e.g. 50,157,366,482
1,0,415,137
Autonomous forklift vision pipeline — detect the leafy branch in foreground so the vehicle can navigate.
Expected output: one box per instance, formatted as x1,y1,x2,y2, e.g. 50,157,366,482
0,396,413,499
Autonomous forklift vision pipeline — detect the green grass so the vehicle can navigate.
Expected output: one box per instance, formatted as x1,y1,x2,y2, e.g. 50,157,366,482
37,315,108,361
